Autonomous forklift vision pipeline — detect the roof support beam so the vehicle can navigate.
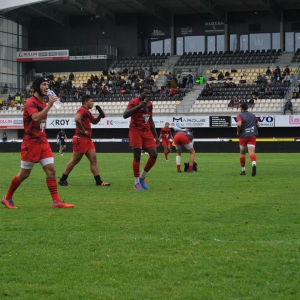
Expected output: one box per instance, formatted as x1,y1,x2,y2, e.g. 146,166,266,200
130,0,172,25
193,0,227,23
1,10,31,28
256,0,282,21
73,0,115,24
28,2,69,25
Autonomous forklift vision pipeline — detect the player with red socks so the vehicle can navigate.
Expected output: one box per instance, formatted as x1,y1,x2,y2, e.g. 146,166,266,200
158,122,173,161
1,77,74,209
123,87,160,190
173,127,196,173
237,102,260,176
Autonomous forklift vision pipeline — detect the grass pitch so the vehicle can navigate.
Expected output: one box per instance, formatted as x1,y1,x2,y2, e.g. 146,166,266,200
0,152,299,300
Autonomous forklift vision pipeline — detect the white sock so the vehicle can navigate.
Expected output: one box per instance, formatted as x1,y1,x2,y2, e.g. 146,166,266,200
252,161,256,166
134,177,139,184
140,170,147,179
176,155,181,166
242,167,245,171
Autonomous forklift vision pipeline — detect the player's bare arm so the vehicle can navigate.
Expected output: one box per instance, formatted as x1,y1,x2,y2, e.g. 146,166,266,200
237,120,242,135
91,114,102,124
123,101,146,118
149,116,160,145
75,113,88,135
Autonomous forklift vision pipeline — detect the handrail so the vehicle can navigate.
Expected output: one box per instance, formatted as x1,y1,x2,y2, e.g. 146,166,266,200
23,69,36,89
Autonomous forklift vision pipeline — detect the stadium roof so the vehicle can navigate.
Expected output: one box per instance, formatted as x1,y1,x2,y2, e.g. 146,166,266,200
1,0,300,27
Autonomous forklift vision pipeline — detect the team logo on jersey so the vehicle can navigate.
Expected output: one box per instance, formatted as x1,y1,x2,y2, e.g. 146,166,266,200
143,114,150,124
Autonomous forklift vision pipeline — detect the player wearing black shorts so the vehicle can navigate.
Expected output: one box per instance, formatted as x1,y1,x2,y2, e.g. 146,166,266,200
57,129,67,155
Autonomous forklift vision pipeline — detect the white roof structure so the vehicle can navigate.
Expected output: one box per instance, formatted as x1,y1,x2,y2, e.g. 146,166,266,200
0,0,49,12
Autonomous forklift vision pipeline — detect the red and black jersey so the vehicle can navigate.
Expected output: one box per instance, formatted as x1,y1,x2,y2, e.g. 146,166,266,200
23,96,47,145
127,97,153,131
160,127,172,141
74,106,94,138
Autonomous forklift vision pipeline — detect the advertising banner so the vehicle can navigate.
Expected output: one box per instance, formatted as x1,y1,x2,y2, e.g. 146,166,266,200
17,50,69,62
275,115,300,127
2,115,299,129
231,115,275,127
0,118,23,129
210,116,231,127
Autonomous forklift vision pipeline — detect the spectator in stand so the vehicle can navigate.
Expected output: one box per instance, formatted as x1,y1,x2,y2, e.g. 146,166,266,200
259,85,265,98
160,85,169,97
283,74,290,85
94,75,99,83
252,89,259,99
187,74,194,90
139,67,145,80
261,74,268,85
218,72,224,81
239,97,246,108
284,65,290,76
2,83,8,94
234,96,240,109
292,85,299,98
169,87,176,97
207,85,214,96
201,86,209,97
148,77,155,86
69,72,75,81
248,97,255,109
266,67,272,76
270,69,276,83
175,87,183,98
265,85,272,96
256,73,262,85
101,86,108,98
164,72,172,87
145,68,152,80
177,71,183,88
151,83,159,96
103,68,108,77
61,76,68,85
277,85,285,97
228,99,234,108
283,99,293,115
290,73,296,85
122,66,129,75
110,67,117,76
275,67,282,82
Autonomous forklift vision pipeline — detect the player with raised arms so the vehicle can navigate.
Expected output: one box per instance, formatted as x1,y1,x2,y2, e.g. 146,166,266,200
123,87,160,190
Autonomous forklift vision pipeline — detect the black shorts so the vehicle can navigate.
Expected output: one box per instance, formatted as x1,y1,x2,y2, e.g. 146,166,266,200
59,140,66,146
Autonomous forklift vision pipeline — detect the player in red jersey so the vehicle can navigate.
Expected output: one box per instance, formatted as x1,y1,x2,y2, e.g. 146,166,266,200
1,77,74,209
173,127,196,173
59,95,110,187
123,87,160,190
158,122,173,161
237,102,260,176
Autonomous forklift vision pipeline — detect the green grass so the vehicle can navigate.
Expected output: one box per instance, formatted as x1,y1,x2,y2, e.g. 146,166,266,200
0,152,299,300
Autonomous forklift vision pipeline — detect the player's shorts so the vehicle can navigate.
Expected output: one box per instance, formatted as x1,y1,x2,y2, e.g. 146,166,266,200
129,129,156,149
59,139,66,146
174,134,194,150
21,141,53,163
72,136,95,153
239,136,256,148
161,139,171,147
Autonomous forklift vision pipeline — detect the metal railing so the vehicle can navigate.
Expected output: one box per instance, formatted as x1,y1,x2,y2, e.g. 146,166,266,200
0,83,17,94
23,69,36,90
